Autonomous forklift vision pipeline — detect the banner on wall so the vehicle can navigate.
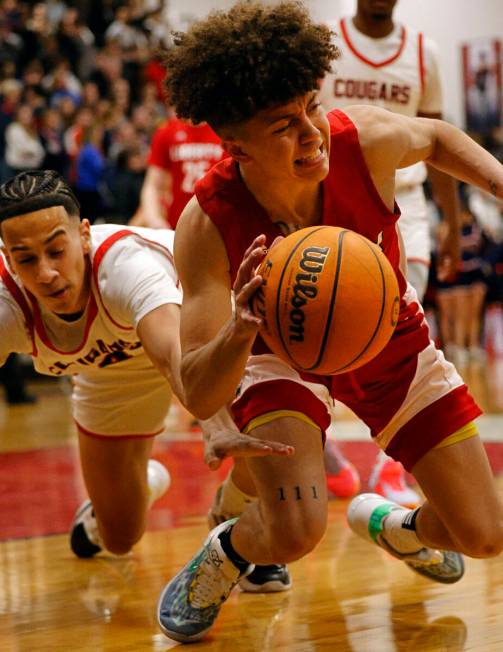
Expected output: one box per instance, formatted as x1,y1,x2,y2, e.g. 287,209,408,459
461,38,502,135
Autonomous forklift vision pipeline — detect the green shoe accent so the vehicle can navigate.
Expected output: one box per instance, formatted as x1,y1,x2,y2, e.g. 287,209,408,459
368,503,396,543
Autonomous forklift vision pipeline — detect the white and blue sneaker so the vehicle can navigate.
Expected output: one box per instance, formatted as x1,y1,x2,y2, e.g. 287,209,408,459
157,519,254,643
348,493,464,584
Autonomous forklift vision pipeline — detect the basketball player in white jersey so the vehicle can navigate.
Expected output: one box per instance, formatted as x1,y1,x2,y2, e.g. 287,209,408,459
0,170,290,561
318,0,461,507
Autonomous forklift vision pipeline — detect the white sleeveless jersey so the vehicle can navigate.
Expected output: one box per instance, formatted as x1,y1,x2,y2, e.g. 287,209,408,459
320,17,443,188
0,225,182,436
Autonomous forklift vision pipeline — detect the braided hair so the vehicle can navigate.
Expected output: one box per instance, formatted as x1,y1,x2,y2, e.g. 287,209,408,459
0,170,80,224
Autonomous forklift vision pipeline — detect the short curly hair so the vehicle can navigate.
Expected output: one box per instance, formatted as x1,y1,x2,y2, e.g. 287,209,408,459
162,1,339,131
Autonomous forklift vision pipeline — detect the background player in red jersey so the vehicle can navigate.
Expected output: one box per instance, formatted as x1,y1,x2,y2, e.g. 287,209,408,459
319,0,462,507
131,116,226,229
155,2,503,643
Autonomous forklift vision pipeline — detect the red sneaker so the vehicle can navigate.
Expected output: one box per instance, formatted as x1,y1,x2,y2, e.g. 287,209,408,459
326,461,361,498
368,452,420,508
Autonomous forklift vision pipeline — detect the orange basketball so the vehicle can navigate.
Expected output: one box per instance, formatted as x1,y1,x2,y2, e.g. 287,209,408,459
251,226,400,374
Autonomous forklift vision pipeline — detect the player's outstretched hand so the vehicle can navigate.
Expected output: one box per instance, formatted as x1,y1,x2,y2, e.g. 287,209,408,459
233,234,284,333
233,234,268,331
204,427,295,470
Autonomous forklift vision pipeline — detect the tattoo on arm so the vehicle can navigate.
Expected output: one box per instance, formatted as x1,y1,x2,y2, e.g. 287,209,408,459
489,180,498,197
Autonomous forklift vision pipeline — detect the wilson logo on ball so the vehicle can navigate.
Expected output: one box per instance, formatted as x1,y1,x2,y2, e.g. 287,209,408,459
289,246,330,343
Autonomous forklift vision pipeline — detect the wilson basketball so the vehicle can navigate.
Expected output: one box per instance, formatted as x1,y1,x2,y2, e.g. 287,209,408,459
251,226,400,374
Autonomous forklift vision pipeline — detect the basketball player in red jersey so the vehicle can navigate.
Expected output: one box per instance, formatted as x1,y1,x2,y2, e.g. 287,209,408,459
318,0,461,506
156,2,503,643
131,117,226,229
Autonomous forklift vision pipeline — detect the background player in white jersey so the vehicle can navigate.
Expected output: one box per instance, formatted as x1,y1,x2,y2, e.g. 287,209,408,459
318,0,461,506
0,169,290,560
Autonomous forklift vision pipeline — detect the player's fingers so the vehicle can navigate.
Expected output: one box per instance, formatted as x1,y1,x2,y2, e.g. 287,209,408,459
204,450,223,470
243,234,267,260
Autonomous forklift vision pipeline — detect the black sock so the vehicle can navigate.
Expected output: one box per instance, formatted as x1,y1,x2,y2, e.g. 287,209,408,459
402,507,421,531
218,525,250,572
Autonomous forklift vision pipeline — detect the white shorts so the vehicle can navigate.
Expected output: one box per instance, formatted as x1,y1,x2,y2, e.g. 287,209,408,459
396,184,431,265
72,368,172,438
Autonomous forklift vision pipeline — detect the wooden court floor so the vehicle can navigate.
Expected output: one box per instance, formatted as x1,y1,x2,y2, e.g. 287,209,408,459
2,361,503,651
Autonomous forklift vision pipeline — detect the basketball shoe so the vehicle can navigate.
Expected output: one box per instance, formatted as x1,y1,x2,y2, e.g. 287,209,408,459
347,493,464,584
157,519,254,642
70,459,170,558
368,451,420,508
208,479,291,592
324,439,361,498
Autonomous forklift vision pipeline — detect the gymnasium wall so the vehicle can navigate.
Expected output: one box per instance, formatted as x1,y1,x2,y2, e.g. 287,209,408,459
166,0,503,129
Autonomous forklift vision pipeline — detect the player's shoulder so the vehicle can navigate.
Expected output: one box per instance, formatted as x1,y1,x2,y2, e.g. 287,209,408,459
343,105,410,159
175,196,226,270
91,224,175,268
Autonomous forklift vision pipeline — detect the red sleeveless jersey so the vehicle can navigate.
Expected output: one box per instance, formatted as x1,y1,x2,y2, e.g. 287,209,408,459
196,110,404,288
195,109,422,357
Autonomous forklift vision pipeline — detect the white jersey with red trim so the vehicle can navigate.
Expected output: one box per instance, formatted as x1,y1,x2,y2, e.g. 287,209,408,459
0,225,181,436
319,17,443,271
320,17,442,189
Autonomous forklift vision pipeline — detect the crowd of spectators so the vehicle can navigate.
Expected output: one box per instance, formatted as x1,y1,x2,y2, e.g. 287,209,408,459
0,0,173,223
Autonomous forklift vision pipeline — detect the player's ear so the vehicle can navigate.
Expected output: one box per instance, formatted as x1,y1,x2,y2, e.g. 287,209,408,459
222,139,252,163
80,218,91,254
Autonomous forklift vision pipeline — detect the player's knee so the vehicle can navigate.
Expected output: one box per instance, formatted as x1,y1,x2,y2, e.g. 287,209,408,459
455,521,503,558
266,516,326,563
100,520,145,555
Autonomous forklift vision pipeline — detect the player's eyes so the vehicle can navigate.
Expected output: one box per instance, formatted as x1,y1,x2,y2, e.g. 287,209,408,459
273,123,291,134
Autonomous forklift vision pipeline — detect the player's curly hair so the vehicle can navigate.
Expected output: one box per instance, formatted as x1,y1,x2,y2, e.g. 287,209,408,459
0,170,80,223
162,1,339,131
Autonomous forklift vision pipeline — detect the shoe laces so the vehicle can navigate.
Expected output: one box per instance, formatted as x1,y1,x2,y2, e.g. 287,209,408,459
189,549,240,609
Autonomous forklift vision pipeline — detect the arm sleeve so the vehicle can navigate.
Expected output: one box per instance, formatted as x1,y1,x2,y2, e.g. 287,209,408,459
418,36,443,115
0,289,32,366
98,236,183,329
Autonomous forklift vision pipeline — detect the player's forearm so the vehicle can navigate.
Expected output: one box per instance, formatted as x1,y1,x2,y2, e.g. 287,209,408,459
181,318,256,419
427,165,461,233
140,185,168,227
427,120,503,200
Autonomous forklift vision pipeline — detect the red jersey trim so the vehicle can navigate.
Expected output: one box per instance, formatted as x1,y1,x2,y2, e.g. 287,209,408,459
418,33,425,95
331,110,401,223
92,228,176,331
0,257,37,355
76,420,163,439
340,18,407,69
27,274,99,356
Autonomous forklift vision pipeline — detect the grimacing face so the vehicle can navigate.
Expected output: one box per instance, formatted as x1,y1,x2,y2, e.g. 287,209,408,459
224,92,331,188
1,205,91,316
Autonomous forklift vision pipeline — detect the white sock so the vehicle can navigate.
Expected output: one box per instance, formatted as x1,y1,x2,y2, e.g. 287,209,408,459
216,472,256,518
382,507,423,554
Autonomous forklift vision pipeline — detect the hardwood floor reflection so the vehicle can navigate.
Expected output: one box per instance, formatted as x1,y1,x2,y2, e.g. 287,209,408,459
2,496,503,651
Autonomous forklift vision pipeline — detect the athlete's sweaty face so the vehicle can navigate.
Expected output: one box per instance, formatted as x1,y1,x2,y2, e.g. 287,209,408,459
228,92,330,188
1,206,91,317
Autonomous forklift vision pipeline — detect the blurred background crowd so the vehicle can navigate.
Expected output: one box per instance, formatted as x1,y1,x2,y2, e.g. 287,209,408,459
0,0,173,223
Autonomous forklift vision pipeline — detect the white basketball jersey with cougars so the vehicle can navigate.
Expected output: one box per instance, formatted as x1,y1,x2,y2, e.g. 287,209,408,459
320,17,442,188
319,18,443,278
0,225,182,436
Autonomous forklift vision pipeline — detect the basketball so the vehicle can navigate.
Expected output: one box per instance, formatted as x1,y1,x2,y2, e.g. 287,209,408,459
251,226,400,375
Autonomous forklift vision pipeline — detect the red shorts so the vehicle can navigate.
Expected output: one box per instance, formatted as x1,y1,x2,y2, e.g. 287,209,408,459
232,286,481,471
